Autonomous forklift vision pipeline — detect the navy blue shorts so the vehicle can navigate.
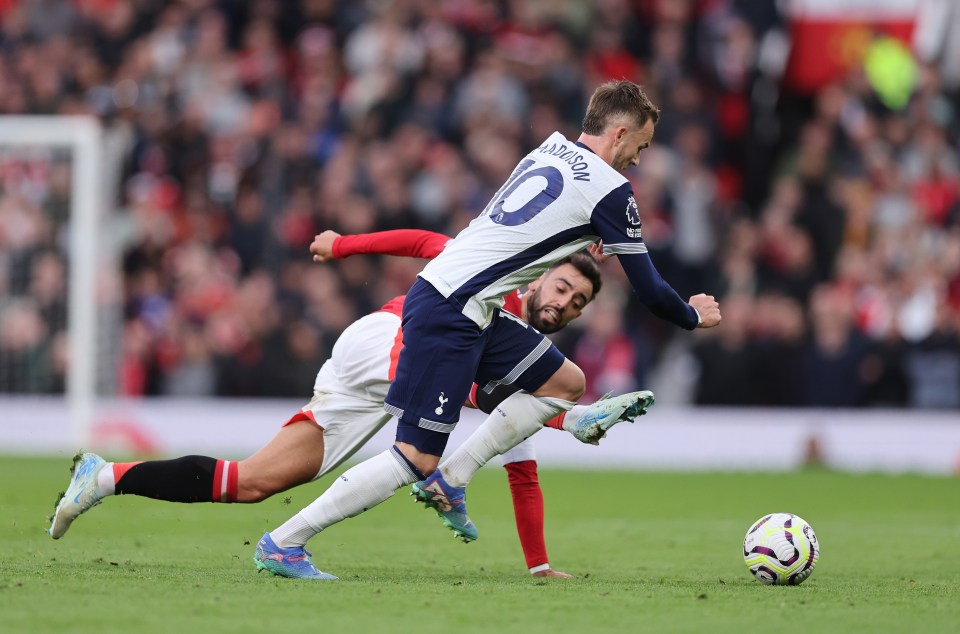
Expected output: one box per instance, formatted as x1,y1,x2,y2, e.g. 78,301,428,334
384,278,565,456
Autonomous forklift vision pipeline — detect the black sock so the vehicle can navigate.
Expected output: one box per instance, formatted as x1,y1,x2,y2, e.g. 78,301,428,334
115,455,236,502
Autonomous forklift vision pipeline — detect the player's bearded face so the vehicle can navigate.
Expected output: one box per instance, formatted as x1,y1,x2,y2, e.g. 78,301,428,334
526,289,567,333
524,266,593,333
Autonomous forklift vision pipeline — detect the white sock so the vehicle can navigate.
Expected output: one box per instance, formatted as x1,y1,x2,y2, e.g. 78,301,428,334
267,513,315,548
270,448,420,548
96,463,116,496
440,392,575,488
560,403,591,432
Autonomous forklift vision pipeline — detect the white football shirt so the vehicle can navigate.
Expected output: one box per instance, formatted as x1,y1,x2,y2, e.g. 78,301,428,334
419,131,647,327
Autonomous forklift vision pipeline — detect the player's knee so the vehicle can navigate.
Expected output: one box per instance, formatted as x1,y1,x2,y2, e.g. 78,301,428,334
536,361,585,402
564,364,586,401
394,441,440,476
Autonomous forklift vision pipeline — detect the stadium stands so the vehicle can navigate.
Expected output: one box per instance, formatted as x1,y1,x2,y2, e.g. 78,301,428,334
0,0,956,408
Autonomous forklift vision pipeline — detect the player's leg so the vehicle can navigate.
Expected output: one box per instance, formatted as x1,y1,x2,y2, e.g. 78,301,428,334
500,438,571,578
264,395,399,552
107,415,324,504
477,383,656,446
410,386,577,543
421,383,656,544
261,279,484,561
466,383,570,573
258,331,478,560
559,389,656,444
253,405,401,580
48,415,327,539
240,368,405,504
49,452,250,539
235,418,326,502
255,445,423,579
383,285,497,541
441,364,657,491
412,310,577,540
51,311,403,540
263,278,480,555
254,311,410,579
459,386,648,569
385,279,485,476
433,311,581,491
257,393,421,579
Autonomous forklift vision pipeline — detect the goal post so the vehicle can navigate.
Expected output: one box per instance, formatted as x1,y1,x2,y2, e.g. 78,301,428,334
0,116,102,448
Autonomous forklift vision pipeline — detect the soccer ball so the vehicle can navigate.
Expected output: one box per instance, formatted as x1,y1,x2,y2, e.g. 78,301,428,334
743,513,820,585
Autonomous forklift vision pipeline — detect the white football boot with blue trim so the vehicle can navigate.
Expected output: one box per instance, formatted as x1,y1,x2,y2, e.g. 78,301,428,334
568,390,655,445
49,452,107,539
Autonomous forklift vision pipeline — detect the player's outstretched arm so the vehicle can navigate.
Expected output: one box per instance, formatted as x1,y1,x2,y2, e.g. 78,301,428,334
615,252,721,330
310,228,449,262
590,188,719,330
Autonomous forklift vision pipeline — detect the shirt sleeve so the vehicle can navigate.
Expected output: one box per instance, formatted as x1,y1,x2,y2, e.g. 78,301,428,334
590,183,699,330
332,230,450,259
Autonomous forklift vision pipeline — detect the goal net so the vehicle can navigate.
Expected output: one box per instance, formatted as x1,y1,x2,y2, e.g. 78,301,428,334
0,116,110,448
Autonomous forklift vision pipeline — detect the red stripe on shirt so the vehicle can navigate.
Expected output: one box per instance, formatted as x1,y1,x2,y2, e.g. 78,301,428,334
377,295,405,316
387,325,404,381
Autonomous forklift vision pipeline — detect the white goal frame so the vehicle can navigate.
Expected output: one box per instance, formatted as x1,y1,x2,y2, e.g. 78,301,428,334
0,116,102,447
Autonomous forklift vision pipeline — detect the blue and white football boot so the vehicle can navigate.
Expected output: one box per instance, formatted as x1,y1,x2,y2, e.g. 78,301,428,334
253,532,338,580
411,470,477,543
49,452,107,539
568,390,655,445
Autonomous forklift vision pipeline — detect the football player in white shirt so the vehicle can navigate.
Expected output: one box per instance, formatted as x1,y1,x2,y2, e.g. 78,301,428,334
255,81,721,577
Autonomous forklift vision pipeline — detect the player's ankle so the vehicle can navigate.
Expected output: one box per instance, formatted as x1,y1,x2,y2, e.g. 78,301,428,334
96,463,116,496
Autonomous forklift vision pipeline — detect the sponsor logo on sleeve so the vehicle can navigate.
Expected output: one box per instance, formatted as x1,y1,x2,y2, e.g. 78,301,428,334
625,195,642,238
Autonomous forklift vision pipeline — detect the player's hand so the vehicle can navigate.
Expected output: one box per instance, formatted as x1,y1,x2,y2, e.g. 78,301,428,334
532,568,574,578
587,241,612,263
689,294,721,328
310,230,341,262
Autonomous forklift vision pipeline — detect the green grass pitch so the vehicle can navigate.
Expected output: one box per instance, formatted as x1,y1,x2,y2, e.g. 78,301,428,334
1,455,958,633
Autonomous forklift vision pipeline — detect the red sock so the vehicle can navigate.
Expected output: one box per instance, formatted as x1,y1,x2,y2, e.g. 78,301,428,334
114,456,238,503
504,460,548,570
543,411,566,431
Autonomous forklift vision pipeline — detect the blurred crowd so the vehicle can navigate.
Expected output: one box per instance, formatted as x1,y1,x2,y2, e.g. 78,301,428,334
0,0,958,408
